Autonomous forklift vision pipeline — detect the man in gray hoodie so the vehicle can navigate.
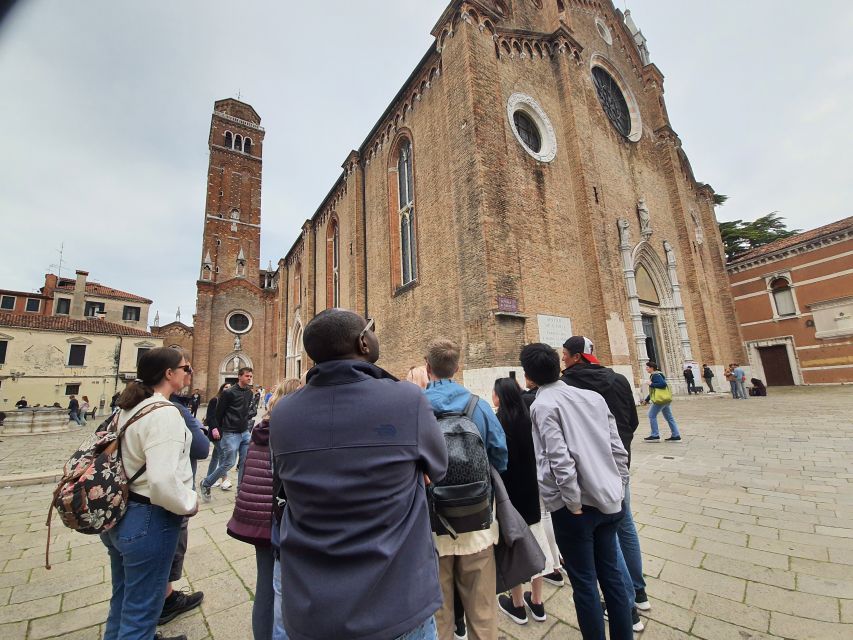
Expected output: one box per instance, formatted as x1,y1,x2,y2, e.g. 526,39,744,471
520,343,633,640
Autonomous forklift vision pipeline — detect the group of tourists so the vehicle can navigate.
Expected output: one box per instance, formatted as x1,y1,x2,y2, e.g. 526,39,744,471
89,308,699,640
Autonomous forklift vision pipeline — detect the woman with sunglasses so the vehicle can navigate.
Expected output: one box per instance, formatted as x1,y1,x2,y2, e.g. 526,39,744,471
103,347,199,640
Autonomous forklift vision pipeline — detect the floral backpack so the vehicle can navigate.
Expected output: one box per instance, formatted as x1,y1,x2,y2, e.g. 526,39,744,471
44,401,171,569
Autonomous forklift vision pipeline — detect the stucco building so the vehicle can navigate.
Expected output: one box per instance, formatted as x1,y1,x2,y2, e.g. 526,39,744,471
727,216,853,386
0,270,160,409
190,0,744,399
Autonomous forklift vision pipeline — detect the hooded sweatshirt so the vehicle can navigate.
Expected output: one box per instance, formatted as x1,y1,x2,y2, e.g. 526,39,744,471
561,363,639,466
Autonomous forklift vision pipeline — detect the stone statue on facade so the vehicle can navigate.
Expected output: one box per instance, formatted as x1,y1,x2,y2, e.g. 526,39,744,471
690,208,704,245
617,218,632,248
231,355,241,372
637,198,652,239
233,334,242,351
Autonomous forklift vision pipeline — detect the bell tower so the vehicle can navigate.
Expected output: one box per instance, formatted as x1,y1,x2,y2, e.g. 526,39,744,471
198,98,264,284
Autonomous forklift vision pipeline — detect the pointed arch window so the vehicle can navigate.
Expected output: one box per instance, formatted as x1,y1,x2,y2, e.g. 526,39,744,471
397,140,417,286
326,218,340,308
770,277,796,317
293,261,302,307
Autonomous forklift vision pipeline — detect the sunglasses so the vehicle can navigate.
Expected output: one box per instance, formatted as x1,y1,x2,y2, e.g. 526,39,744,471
174,365,193,374
359,317,376,340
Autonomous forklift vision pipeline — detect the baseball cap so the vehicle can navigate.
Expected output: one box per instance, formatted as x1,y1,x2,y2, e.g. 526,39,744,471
563,335,600,365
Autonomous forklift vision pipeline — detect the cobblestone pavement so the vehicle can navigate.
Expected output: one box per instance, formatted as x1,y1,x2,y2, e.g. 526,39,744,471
1,386,851,639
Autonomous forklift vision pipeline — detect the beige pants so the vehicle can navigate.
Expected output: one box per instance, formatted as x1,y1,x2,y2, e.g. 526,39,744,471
436,547,497,640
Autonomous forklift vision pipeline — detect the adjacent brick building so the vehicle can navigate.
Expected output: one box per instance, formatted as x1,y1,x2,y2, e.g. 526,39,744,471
190,0,745,399
727,216,853,386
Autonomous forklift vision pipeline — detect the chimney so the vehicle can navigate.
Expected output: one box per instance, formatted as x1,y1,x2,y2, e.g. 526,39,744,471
41,273,58,300
70,270,88,319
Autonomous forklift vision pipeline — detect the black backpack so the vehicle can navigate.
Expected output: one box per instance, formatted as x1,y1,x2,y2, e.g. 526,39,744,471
428,394,493,539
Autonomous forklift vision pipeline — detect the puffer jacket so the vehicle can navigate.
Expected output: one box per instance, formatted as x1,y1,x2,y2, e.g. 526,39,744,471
226,419,274,547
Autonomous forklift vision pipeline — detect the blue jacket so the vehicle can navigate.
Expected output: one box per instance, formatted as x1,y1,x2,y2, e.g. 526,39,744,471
424,379,508,473
172,398,209,479
269,360,448,640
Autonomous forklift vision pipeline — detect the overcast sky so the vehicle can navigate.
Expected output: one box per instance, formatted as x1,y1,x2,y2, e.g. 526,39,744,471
1,0,851,325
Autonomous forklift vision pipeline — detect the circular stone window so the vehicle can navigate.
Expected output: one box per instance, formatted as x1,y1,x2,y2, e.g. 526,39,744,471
226,311,252,334
591,64,642,142
507,93,557,163
595,18,613,45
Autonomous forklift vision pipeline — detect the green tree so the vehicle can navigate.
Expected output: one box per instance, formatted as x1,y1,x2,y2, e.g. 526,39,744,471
718,212,801,261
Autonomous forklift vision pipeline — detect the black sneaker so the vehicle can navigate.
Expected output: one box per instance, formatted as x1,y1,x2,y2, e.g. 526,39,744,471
154,634,188,640
635,588,651,611
665,436,682,442
497,594,527,625
523,591,546,622
159,589,204,625
643,435,660,441
632,607,645,632
541,570,565,587
199,483,211,503
453,617,467,640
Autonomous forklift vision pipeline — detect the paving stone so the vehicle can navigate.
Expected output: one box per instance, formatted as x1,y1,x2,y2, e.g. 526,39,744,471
204,600,255,639
748,536,828,561
0,621,27,640
660,561,747,601
795,572,853,599
682,523,747,546
745,583,839,623
694,538,789,570
61,580,112,611
0,594,61,623
640,598,695,632
643,576,697,609
10,569,103,604
195,568,252,617
693,592,770,632
640,538,705,567
841,599,853,624
768,611,853,640
691,614,781,640
28,601,109,639
700,553,794,589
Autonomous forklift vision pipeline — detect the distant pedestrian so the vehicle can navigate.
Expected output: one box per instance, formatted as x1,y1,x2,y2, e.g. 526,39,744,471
724,365,738,399
682,366,697,395
750,378,767,397
702,364,715,393
190,389,201,417
79,396,91,424
203,383,232,491
15,396,28,409
642,362,681,442
733,363,748,400
67,395,84,426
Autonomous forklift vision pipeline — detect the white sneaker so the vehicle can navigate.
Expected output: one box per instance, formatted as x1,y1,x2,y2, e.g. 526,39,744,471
212,479,222,488
220,479,233,491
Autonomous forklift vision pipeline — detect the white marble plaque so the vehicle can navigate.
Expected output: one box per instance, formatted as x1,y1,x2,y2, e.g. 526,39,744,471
537,314,572,350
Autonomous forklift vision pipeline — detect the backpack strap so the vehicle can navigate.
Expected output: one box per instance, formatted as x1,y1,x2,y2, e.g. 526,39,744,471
463,393,480,420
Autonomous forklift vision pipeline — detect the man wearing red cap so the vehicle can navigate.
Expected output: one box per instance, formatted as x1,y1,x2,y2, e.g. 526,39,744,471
560,336,650,630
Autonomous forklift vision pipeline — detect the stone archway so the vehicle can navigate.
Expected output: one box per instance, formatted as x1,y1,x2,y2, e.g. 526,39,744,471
219,351,254,387
286,318,303,379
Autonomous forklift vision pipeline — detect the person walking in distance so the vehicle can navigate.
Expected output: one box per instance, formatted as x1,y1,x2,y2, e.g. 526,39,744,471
190,389,201,417
520,343,632,640
15,396,28,409
424,337,507,640
560,336,649,630
67,395,84,426
682,366,697,395
733,363,749,400
702,364,715,393
269,310,448,640
642,362,681,442
724,364,738,399
198,368,254,502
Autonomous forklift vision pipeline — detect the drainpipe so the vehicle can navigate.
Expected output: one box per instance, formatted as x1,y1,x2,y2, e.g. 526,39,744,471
361,159,369,317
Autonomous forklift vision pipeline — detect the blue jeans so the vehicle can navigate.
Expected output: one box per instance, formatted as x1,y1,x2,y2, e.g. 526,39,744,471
648,403,680,438
237,428,251,486
273,556,288,640
615,482,646,601
395,616,437,640
69,411,84,426
552,506,633,640
201,431,242,488
101,502,182,640
729,380,738,399
735,380,748,399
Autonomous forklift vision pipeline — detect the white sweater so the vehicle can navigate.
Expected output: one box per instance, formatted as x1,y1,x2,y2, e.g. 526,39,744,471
119,393,197,515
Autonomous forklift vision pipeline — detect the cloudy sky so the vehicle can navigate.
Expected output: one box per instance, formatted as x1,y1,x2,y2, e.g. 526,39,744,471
1,0,851,325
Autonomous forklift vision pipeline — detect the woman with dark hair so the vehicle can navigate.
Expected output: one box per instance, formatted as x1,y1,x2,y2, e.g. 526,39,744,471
204,382,231,490
749,378,767,396
227,378,301,640
493,377,551,626
642,361,681,442
103,347,198,640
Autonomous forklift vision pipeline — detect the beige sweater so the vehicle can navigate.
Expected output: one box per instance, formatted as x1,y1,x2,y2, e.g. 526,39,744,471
119,393,197,515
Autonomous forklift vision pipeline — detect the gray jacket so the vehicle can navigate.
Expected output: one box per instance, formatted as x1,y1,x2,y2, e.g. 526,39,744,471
492,467,546,593
530,382,629,514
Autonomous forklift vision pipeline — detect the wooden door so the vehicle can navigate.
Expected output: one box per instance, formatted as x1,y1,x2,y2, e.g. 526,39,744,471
758,345,795,386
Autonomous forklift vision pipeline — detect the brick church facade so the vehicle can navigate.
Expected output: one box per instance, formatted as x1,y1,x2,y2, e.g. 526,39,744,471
187,0,744,400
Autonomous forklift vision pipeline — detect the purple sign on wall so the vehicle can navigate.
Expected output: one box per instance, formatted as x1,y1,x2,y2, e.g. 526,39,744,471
497,296,519,313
